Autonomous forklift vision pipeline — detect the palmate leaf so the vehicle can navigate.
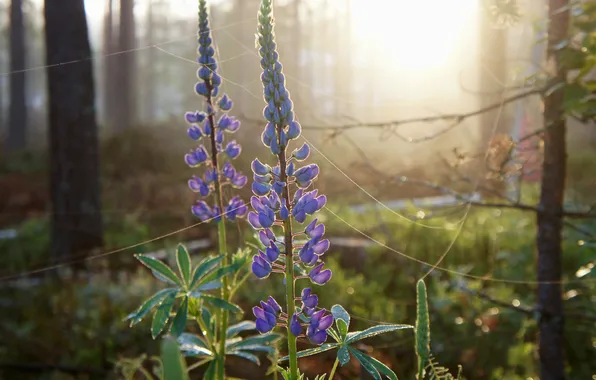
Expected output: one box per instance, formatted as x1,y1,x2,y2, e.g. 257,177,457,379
161,336,190,380
176,244,192,286
151,291,177,339
126,288,179,327
345,324,413,344
349,347,398,380
136,254,183,287
190,255,224,290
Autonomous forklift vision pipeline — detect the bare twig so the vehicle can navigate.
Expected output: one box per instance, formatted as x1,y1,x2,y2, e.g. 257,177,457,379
459,285,596,323
296,89,543,131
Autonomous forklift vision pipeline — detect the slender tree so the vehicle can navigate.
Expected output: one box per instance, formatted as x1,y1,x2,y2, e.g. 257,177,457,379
142,0,156,123
102,0,117,127
44,0,103,259
8,0,27,151
114,0,136,130
536,0,569,378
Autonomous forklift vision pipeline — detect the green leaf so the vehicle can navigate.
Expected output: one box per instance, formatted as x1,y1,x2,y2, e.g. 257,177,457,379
136,254,183,287
151,292,177,339
279,343,338,362
170,297,188,338
327,327,341,343
198,264,240,288
201,307,214,340
345,324,413,344
229,333,282,354
337,345,350,366
178,333,213,357
176,244,192,286
416,279,430,379
227,350,261,365
349,347,398,380
161,336,190,380
348,347,381,380
331,304,350,329
127,288,178,327
190,255,224,290
564,82,590,110
195,281,223,292
226,320,257,338
337,319,348,340
203,295,242,313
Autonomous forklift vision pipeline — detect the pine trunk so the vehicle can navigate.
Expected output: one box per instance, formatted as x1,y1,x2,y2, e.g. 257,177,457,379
536,0,569,379
8,0,27,151
44,0,104,260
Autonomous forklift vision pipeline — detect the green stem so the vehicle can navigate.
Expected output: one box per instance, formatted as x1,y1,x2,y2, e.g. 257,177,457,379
328,358,340,380
279,138,298,379
205,85,229,380
216,219,229,380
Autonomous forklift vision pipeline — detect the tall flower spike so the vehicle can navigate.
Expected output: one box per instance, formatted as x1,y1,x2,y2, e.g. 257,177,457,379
185,0,247,223
249,1,334,377
186,3,249,380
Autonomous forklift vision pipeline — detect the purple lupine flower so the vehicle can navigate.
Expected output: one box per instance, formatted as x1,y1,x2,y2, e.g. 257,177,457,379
248,0,334,347
309,263,332,285
259,229,276,247
185,0,247,226
224,141,242,159
294,164,320,188
252,251,272,278
225,196,247,221
290,314,302,336
188,175,210,197
187,125,203,140
253,305,276,333
218,94,233,111
251,158,271,175
185,111,207,124
185,146,208,167
292,143,310,161
306,309,334,345
301,288,318,309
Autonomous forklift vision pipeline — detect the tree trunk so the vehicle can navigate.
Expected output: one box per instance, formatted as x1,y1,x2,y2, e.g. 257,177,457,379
142,0,156,123
44,0,104,260
102,0,116,127
536,0,569,379
8,0,27,151
114,0,136,130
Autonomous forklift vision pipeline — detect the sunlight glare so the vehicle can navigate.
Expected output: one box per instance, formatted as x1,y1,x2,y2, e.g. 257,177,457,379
348,0,478,70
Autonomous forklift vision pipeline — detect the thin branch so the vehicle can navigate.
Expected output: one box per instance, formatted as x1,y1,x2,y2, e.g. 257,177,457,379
400,177,596,219
296,88,543,131
459,285,596,323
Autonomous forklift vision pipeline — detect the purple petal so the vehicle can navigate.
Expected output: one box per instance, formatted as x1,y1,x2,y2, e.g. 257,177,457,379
313,239,330,255
248,212,262,229
290,314,302,336
256,318,273,333
318,315,334,331
309,330,327,345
